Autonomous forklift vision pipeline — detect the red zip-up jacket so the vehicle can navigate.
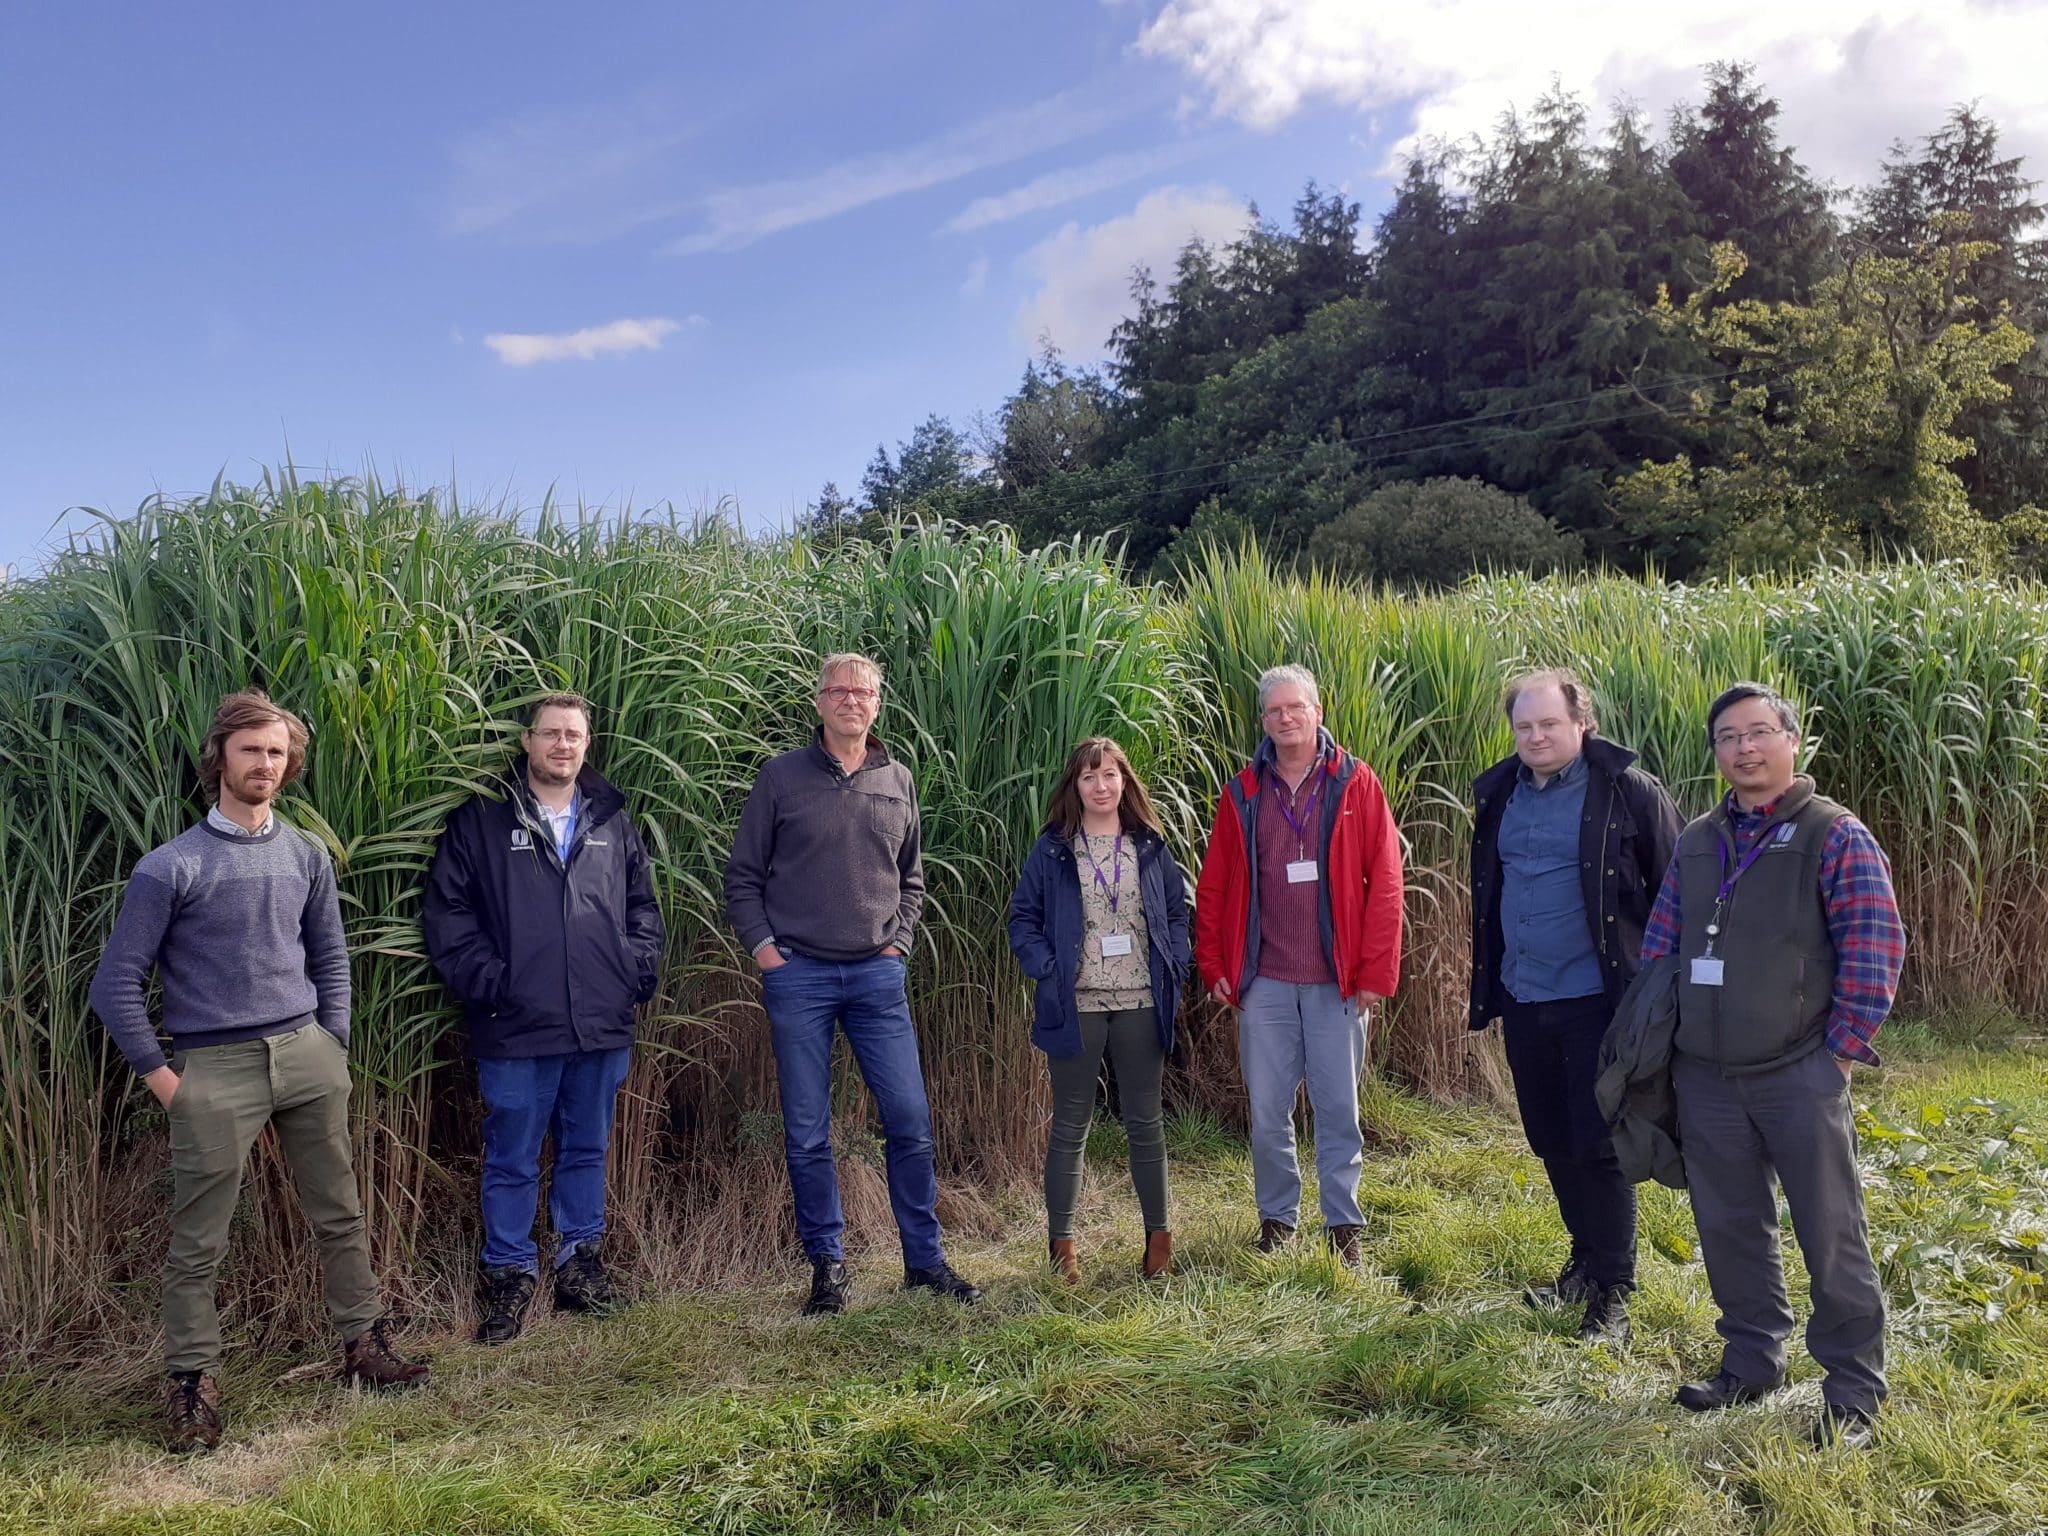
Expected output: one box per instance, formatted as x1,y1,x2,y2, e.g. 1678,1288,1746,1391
1195,732,1405,1005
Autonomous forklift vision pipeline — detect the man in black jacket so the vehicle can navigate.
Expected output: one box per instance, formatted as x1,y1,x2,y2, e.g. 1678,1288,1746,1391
424,693,665,1343
1470,669,1681,1343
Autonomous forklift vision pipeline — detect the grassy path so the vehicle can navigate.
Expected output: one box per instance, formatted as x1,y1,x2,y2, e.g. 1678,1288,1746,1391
4,1027,2044,1535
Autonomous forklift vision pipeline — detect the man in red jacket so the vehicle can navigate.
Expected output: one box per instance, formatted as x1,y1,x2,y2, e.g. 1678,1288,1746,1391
1196,664,1404,1266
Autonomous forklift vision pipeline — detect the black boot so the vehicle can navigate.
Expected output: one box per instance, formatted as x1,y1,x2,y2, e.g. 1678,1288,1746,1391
554,1240,625,1315
802,1258,850,1316
1522,1256,1592,1308
1575,1282,1632,1345
475,1265,537,1345
904,1260,982,1304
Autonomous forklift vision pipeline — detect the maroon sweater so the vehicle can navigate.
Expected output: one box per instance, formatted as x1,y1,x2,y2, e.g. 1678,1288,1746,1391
1254,766,1336,985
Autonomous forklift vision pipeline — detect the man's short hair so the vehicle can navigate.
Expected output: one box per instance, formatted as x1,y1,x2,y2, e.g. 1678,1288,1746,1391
1705,682,1800,740
817,653,884,693
1256,664,1320,712
1502,667,1598,734
525,692,593,732
198,689,309,798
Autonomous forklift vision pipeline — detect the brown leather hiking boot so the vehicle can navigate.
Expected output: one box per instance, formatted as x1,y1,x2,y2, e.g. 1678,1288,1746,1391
1142,1229,1173,1279
341,1320,430,1392
1255,1219,1296,1253
1048,1238,1081,1285
163,1370,223,1454
1325,1224,1364,1269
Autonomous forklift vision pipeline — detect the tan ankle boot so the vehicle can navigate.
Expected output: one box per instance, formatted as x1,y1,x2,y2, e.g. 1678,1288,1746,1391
1048,1237,1081,1284
1142,1229,1173,1279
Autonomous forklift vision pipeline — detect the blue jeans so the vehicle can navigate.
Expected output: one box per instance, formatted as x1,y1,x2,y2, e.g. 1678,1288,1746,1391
762,950,944,1268
475,1046,633,1274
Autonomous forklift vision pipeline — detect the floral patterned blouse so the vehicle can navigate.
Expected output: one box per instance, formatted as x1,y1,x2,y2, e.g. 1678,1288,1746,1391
1071,831,1154,1013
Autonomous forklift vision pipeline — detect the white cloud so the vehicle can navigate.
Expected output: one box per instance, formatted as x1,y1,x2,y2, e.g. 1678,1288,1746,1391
961,256,991,296
1015,185,1250,355
440,94,699,244
1134,0,2048,186
483,317,683,367
943,139,1217,233
665,89,1127,255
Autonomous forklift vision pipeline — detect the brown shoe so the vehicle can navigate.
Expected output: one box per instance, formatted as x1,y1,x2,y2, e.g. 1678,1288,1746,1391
163,1370,223,1454
1048,1237,1081,1285
1256,1219,1296,1254
1142,1229,1173,1279
341,1320,430,1392
1325,1224,1364,1269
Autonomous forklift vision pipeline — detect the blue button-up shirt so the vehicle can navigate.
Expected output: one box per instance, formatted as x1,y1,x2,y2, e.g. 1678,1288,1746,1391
1497,752,1603,1004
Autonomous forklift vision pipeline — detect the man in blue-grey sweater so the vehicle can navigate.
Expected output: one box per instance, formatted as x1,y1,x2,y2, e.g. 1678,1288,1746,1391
89,689,427,1453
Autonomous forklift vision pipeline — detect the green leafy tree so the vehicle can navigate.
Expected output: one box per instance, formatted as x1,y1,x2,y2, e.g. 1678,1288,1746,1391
1307,476,1583,587
1861,106,2048,521
1616,239,2034,568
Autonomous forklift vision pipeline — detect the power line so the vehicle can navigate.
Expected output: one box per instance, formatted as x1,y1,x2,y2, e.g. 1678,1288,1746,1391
930,359,1792,524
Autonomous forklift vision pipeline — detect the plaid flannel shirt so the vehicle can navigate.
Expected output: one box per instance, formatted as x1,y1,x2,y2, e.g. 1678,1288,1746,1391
1641,793,1905,1065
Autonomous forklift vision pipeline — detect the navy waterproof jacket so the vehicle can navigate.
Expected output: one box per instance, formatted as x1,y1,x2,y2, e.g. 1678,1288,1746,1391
1006,827,1192,1058
422,757,665,1058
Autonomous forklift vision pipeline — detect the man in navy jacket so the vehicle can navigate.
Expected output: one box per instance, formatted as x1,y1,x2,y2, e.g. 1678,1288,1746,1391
424,693,664,1342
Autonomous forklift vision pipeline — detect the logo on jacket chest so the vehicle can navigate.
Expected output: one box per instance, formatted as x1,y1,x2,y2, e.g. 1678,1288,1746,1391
511,828,532,849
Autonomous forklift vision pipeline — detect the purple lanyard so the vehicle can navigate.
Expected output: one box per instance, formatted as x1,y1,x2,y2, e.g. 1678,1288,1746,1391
1269,766,1322,857
1079,833,1124,914
1707,825,1776,940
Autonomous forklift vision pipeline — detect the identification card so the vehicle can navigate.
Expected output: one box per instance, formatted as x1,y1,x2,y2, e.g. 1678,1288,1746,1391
1099,933,1133,957
1286,859,1320,884
1690,956,1726,987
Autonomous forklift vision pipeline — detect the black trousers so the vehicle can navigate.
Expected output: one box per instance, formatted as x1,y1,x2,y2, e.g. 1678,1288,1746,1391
1502,993,1637,1289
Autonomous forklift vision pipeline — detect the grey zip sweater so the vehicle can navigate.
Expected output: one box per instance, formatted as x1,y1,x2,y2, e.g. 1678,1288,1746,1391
724,728,924,961
89,816,351,1073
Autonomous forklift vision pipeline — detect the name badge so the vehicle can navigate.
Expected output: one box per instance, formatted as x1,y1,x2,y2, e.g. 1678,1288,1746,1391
1099,933,1133,957
1691,956,1725,987
1286,859,1319,884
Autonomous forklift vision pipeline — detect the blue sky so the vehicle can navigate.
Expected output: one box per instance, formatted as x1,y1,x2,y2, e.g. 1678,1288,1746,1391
5,0,2042,576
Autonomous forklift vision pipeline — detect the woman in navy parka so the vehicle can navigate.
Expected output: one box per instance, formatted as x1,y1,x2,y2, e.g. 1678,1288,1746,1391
1007,737,1191,1283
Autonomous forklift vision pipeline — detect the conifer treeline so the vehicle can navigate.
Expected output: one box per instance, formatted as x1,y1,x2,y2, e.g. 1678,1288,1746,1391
828,66,2047,583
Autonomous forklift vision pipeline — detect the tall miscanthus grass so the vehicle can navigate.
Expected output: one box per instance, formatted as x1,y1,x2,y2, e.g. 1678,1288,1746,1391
4,478,2047,1348
1764,564,2048,1012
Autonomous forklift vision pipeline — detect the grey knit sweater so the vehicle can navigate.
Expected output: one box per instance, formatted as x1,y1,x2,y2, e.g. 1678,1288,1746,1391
88,817,351,1073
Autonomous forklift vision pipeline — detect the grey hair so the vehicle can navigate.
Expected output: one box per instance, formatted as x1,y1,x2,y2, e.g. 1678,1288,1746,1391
817,652,884,693
1706,682,1800,740
1256,664,1321,712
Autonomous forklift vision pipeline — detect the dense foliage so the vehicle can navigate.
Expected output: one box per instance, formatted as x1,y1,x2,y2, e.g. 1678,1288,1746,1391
835,68,2047,582
6,480,2048,1350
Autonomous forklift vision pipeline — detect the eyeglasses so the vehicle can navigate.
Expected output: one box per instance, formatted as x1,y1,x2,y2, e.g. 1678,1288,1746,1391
529,728,587,746
1712,725,1789,751
820,686,880,704
1263,704,1315,721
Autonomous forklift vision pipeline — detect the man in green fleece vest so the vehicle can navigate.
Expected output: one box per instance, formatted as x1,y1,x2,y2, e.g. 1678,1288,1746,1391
1640,683,1905,1451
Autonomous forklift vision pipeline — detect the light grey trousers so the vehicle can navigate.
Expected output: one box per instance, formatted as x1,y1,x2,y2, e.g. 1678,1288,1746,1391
1238,978,1369,1228
1673,1047,1887,1411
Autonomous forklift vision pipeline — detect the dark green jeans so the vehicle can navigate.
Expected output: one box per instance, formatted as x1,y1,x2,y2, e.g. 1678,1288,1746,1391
1043,1008,1169,1239
163,1022,382,1373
